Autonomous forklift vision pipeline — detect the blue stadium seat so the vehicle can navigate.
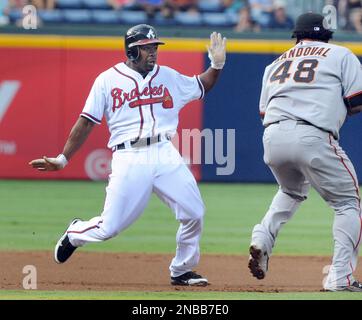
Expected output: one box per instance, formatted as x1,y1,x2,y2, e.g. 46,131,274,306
63,9,92,23
38,10,64,23
174,12,202,27
152,12,175,26
56,0,83,9
202,12,235,27
7,9,22,22
122,2,140,10
225,11,239,25
118,10,148,24
92,10,119,24
82,0,111,10
198,0,223,13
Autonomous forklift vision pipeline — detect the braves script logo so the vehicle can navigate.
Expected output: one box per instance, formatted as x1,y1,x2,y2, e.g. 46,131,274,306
111,85,173,112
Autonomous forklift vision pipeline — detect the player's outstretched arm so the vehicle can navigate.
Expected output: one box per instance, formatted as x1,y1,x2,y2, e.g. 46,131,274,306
199,32,226,93
29,117,95,171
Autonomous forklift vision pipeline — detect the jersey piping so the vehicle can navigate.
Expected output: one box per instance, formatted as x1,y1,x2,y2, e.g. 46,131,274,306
196,75,205,100
80,112,101,124
148,65,160,137
113,65,144,140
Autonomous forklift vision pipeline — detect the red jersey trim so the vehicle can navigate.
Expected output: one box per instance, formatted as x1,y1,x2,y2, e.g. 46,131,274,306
80,112,101,124
67,220,103,234
345,90,362,99
113,65,144,139
329,134,362,251
149,65,160,136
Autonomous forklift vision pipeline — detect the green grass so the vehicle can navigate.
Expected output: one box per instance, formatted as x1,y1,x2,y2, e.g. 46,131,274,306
0,180,334,255
0,180,342,300
1,290,362,300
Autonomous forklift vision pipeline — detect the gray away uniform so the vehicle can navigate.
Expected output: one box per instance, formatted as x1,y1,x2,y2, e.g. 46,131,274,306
252,39,362,290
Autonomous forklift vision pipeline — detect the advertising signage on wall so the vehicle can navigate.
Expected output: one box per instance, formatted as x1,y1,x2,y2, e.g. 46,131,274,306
1,35,362,182
0,35,204,180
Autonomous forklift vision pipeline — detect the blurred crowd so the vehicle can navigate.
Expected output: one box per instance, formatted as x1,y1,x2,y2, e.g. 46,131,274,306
0,0,362,34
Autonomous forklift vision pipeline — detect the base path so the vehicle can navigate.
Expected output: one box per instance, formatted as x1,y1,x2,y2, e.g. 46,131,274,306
1,252,361,292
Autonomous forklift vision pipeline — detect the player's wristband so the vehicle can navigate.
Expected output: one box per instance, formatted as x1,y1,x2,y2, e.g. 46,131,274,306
208,51,225,70
210,62,225,70
56,154,68,168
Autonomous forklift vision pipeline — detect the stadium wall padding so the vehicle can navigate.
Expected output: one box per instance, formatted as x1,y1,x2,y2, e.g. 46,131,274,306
0,36,203,180
202,51,362,182
1,35,361,182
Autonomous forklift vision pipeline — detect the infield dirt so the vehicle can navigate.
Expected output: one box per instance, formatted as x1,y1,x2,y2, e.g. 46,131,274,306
2,252,361,292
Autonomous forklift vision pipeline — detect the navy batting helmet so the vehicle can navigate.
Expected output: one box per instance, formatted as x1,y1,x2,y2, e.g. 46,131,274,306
125,24,165,61
292,12,333,41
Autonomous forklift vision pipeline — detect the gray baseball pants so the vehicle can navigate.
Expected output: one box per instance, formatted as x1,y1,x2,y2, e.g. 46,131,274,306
251,119,362,289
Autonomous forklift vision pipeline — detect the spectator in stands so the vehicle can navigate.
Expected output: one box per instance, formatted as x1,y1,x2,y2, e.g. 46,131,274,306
136,0,164,19
7,0,28,26
223,0,243,11
164,0,197,12
108,0,135,10
8,0,28,9
0,0,10,26
226,0,260,32
347,0,362,33
249,0,273,28
161,0,198,19
31,0,55,10
266,0,293,30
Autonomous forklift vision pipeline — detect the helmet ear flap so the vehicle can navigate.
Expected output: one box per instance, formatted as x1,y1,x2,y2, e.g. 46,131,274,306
126,46,140,62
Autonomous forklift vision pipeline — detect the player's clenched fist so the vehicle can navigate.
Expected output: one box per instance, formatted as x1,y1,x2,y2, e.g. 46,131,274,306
29,154,68,171
207,32,226,70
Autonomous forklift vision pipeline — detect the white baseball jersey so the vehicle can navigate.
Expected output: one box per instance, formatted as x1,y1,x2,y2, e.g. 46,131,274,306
67,61,207,278
81,62,204,148
260,40,362,139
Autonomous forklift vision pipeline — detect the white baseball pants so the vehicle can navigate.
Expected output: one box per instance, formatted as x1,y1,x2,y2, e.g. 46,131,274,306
67,140,205,277
251,119,362,290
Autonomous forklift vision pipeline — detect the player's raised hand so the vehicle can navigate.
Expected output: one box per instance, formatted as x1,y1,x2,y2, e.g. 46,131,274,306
29,154,68,171
207,31,226,70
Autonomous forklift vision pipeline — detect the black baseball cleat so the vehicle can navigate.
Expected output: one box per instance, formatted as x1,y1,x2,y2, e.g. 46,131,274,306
248,244,269,280
54,218,82,264
171,271,208,286
324,281,362,292
343,281,362,292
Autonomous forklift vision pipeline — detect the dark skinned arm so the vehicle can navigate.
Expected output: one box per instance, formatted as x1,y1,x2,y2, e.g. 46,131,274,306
199,67,222,93
62,117,95,161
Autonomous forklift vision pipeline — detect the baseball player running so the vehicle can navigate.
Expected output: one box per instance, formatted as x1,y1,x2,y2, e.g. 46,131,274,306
29,24,226,286
248,13,362,291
